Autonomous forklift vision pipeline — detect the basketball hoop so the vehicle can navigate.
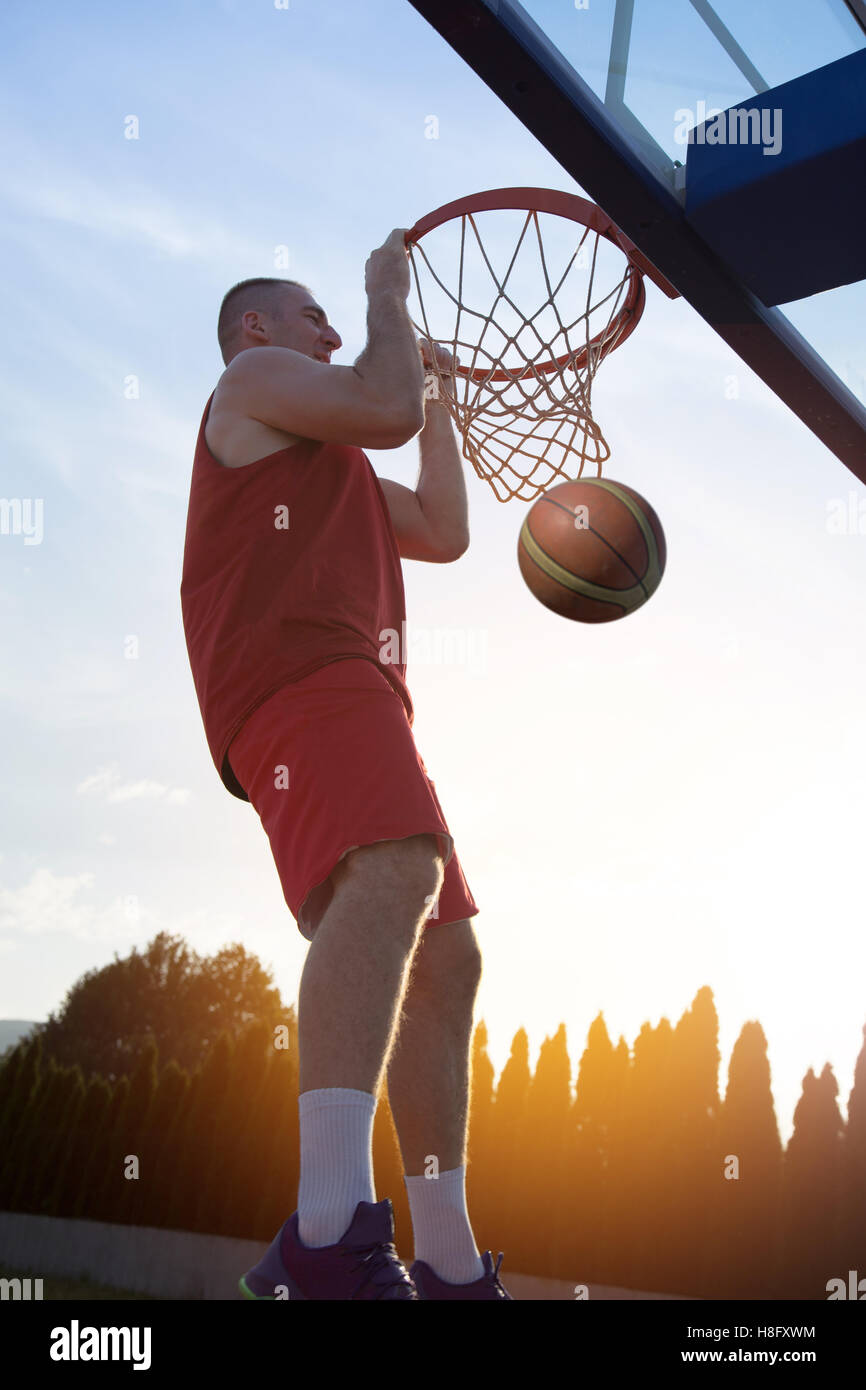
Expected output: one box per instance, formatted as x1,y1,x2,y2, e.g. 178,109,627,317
405,188,678,503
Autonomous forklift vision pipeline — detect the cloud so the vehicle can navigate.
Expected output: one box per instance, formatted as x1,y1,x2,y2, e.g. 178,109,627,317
3,157,264,269
0,865,166,947
76,763,190,804
0,867,97,938
0,866,244,952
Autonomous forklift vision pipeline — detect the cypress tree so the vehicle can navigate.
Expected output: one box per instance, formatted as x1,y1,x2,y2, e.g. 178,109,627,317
712,1020,783,1298
782,1064,846,1297
490,1029,532,1270
68,1075,112,1220
841,1024,866,1278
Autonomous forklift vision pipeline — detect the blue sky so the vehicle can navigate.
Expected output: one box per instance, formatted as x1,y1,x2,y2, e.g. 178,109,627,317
1,0,865,1147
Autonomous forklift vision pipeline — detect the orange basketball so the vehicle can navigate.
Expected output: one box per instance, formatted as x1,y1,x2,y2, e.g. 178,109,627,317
517,478,666,622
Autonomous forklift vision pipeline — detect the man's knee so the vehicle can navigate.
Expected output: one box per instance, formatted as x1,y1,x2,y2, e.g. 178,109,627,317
410,917,483,996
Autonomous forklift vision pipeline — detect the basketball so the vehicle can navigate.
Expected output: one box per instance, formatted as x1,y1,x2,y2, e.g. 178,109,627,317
517,478,666,622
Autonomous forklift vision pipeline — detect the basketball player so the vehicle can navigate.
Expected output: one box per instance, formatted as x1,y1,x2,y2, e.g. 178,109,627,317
180,228,511,1299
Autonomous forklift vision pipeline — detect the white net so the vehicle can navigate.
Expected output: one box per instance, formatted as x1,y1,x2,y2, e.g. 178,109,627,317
407,202,645,503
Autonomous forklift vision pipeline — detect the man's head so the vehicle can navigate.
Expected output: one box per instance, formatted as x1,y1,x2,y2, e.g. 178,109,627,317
217,277,342,366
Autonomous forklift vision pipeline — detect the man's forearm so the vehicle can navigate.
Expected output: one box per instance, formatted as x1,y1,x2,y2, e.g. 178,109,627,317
353,291,425,423
416,391,469,552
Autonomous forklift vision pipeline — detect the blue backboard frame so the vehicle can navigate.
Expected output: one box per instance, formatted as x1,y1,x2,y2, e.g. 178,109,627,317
407,0,866,480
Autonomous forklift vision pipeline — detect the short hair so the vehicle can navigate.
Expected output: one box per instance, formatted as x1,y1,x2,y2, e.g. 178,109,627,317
217,277,310,364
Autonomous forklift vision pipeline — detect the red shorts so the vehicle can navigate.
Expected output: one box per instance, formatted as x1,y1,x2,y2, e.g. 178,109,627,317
226,658,478,942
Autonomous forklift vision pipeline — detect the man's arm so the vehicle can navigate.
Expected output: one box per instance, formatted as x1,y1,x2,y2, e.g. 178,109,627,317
379,380,469,562
353,238,426,426
219,230,426,450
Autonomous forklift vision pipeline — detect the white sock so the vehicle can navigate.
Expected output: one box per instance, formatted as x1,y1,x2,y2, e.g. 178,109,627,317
404,1164,485,1283
296,1088,377,1248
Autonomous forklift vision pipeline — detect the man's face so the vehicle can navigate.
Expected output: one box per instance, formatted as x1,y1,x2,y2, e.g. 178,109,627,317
273,287,342,362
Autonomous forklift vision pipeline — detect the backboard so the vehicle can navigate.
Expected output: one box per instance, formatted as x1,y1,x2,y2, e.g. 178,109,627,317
407,0,866,480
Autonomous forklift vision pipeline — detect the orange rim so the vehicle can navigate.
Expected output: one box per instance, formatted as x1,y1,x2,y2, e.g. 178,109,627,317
405,187,651,382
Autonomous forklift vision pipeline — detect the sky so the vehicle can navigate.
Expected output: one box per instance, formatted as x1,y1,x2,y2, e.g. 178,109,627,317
1,0,865,1148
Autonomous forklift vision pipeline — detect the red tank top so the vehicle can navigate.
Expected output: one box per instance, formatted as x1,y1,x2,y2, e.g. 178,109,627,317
180,391,413,801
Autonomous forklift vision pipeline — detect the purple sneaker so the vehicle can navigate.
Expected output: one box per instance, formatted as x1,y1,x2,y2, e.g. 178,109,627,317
239,1199,418,1300
409,1251,513,1300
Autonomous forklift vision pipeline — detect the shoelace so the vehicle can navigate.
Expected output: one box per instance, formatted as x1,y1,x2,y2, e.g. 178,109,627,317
341,1238,416,1300
485,1253,509,1297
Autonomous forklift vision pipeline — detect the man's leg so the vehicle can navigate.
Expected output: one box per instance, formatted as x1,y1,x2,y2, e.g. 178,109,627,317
295,833,444,1246
386,918,483,1173
386,918,486,1281
298,833,445,1092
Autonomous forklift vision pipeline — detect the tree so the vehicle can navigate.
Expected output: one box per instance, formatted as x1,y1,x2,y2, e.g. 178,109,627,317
842,1024,866,1275
711,1020,783,1297
491,1029,532,1267
571,1014,630,1284
782,1063,846,1297
32,931,288,1083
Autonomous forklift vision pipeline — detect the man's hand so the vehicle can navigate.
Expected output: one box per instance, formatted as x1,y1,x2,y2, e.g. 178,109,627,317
418,337,460,378
365,228,412,301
